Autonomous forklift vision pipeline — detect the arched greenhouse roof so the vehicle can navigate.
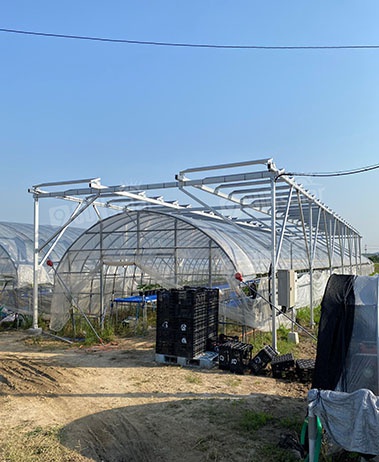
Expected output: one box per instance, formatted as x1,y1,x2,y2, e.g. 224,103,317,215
49,209,367,331
0,222,83,287
55,209,353,280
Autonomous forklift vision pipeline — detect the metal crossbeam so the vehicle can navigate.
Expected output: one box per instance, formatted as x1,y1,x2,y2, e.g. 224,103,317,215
29,158,364,351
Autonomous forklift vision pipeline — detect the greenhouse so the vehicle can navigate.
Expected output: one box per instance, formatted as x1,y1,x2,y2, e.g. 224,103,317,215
0,222,81,310
28,159,373,346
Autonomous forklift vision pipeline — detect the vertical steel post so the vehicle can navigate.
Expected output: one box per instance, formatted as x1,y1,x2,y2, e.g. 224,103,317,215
309,201,314,327
271,177,277,351
99,220,104,329
359,236,362,274
174,220,178,286
32,196,39,329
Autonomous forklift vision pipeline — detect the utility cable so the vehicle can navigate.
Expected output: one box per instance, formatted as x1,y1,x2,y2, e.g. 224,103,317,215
1,27,379,50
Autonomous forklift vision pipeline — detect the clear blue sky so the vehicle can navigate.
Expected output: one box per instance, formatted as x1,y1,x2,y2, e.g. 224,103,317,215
1,2,379,251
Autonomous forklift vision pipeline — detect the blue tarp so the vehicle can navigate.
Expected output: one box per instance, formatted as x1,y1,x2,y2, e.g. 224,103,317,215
113,295,157,304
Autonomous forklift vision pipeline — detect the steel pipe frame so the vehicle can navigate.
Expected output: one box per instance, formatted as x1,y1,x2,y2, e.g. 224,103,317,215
29,161,363,335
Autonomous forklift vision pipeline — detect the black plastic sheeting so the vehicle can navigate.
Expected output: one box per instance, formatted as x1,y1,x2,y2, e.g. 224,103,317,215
312,274,356,390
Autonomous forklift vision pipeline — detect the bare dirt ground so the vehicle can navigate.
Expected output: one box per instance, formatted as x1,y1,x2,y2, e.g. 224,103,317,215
0,329,315,462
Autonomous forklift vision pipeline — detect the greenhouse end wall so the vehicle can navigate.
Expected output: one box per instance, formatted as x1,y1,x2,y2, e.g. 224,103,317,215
48,210,373,332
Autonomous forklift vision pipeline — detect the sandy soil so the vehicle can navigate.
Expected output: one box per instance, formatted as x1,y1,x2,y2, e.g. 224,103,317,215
0,330,314,462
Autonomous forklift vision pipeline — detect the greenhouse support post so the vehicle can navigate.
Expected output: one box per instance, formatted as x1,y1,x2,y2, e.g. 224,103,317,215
271,176,277,351
309,200,314,327
32,196,39,329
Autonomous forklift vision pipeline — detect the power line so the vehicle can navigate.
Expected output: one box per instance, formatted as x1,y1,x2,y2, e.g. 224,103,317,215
277,163,379,180
1,27,379,50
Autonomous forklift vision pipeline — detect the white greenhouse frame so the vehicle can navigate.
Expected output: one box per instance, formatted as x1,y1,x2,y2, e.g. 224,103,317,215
29,159,367,349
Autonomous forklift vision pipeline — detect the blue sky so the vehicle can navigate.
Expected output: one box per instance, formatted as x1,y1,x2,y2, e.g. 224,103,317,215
1,2,379,251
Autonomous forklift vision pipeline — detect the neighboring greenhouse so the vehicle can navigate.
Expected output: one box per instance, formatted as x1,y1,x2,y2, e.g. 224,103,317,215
0,222,82,310
29,159,374,347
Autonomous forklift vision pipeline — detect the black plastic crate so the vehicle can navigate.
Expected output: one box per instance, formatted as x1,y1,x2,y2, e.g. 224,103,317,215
157,291,176,320
155,340,175,355
229,342,253,374
218,341,253,373
249,345,277,375
271,353,295,379
175,328,208,345
156,320,172,342
296,358,315,383
156,317,175,355
174,336,206,358
218,341,234,370
169,288,207,317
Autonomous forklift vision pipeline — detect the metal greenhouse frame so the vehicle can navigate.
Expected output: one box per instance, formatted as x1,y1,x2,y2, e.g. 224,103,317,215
29,158,366,349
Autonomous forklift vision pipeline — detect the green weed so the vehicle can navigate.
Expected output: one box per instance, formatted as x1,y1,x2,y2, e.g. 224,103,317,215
239,410,274,432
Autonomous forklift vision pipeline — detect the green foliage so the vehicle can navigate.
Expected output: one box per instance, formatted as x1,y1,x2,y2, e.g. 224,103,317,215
368,255,379,263
279,416,304,433
248,327,295,355
58,302,157,343
239,410,274,432
137,283,162,291
248,330,272,351
260,444,300,462
296,305,321,326
322,450,361,461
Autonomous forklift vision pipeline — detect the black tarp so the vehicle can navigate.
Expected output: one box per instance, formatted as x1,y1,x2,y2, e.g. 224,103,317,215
312,274,356,390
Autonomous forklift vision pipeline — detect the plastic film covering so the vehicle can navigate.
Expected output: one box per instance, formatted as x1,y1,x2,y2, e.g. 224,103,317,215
0,222,82,311
308,388,379,456
0,222,82,287
309,276,379,456
49,210,371,332
337,275,379,394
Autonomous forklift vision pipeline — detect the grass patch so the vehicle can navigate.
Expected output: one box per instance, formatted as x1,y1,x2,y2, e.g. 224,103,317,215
296,305,321,326
224,376,242,387
261,443,300,462
279,416,304,433
239,410,274,432
1,425,85,462
185,372,202,385
248,325,311,356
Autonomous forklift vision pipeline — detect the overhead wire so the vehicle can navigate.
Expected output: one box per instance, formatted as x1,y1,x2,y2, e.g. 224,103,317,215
1,27,379,50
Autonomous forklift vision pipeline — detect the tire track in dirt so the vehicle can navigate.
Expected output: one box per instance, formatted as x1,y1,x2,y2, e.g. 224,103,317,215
0,356,63,394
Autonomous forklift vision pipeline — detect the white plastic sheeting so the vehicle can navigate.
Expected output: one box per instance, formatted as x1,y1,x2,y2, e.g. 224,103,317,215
308,388,379,456
49,210,372,332
0,222,82,288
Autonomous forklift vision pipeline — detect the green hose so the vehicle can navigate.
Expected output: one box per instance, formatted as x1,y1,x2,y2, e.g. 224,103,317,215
300,415,322,462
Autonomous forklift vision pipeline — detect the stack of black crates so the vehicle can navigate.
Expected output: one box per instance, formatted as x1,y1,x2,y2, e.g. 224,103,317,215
156,287,219,359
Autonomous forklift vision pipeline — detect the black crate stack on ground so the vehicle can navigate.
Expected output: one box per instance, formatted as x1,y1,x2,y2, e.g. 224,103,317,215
271,353,296,379
249,345,278,375
156,290,176,355
156,287,219,359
